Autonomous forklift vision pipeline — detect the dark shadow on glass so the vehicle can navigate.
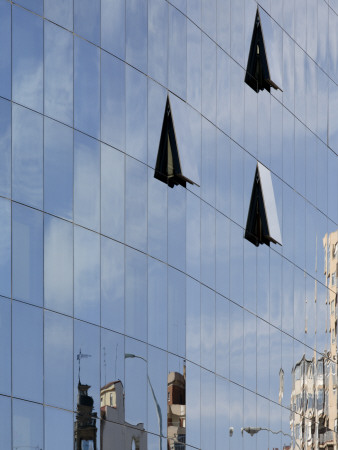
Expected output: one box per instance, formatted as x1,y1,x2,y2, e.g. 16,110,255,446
245,9,281,94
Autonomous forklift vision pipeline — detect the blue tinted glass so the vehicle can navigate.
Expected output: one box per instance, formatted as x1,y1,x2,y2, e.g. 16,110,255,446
101,0,125,59
187,21,201,112
125,248,147,342
168,268,186,357
148,0,168,86
44,215,73,316
44,311,73,410
0,395,10,449
126,66,147,163
169,6,187,100
44,118,73,220
202,35,217,124
0,199,11,298
74,0,100,45
0,298,11,395
15,0,43,15
12,104,43,210
74,226,100,325
13,399,43,450
148,167,167,262
201,118,216,206
74,131,100,232
101,145,125,242
12,301,43,402
45,407,74,450
201,286,215,372
217,0,230,53
101,51,125,151
168,187,186,272
0,0,11,100
12,203,43,306
101,236,124,334
45,0,73,30
44,22,73,126
186,191,200,280
74,37,100,139
202,0,216,40
125,157,147,253
126,0,147,73
12,6,43,112
0,98,11,198
148,257,167,350
201,202,216,289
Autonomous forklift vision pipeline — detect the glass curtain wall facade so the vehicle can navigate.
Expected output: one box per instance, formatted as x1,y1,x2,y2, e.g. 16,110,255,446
0,0,337,449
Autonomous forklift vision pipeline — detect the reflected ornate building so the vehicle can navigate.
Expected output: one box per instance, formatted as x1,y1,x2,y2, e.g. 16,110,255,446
167,370,186,450
74,383,98,450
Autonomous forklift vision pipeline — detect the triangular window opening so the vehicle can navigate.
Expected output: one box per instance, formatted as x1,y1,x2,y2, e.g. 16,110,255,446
154,96,189,188
245,164,282,247
245,9,281,93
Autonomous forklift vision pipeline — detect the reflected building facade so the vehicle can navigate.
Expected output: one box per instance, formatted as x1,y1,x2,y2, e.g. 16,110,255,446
0,0,337,450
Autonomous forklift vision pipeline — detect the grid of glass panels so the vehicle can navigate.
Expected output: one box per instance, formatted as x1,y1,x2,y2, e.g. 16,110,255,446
0,0,337,449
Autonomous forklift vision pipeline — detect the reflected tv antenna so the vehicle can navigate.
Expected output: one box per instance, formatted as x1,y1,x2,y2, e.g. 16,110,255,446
77,348,91,382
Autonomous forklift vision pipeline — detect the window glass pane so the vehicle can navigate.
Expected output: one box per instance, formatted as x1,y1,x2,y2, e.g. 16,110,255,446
74,0,100,45
148,167,167,262
186,191,200,280
45,407,73,450
101,0,125,58
126,0,147,73
202,35,216,124
186,278,200,365
186,361,200,448
12,203,43,306
0,0,11,100
328,149,338,225
329,8,338,83
44,311,73,410
0,98,11,198
126,66,147,163
148,346,167,437
74,131,100,232
125,157,147,253
148,0,168,87
74,226,100,325
101,328,125,404
201,202,215,289
283,33,295,112
201,286,215,372
44,117,73,220
295,46,306,124
148,79,167,169
0,298,10,395
12,301,43,402
169,6,187,100
12,6,43,112
202,0,216,40
283,108,295,188
45,0,73,30
216,213,230,300
15,0,42,14
216,376,229,450
0,395,10,449
101,52,125,151
230,59,244,147
168,268,186,358
230,142,243,228
0,199,10,299
230,0,244,66
125,247,147,342
12,104,43,210
74,37,100,139
329,80,338,154
201,118,216,207
101,144,125,242
13,399,43,450
74,320,100,415
201,369,215,450
187,21,201,112
44,22,73,126
187,0,201,26
148,258,167,350
229,222,243,307
101,236,124,334
257,92,271,167
44,215,73,316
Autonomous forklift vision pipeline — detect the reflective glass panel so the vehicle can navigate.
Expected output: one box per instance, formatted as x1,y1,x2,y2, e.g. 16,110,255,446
101,52,125,151
169,6,187,100
186,361,200,449
187,0,201,27
44,117,73,220
45,0,73,30
12,301,43,402
148,346,167,437
243,310,256,392
148,79,167,169
0,199,10,298
45,407,74,450
44,215,73,316
101,236,124,334
187,21,201,112
0,98,11,198
125,247,147,342
201,202,215,289
230,0,244,66
202,35,216,124
148,167,167,262
230,59,244,147
101,145,124,242
148,0,168,87
201,286,215,372
100,328,125,401
74,131,100,232
12,203,43,306
0,298,10,395
201,118,216,207
74,0,100,45
186,191,200,280
126,0,147,73
12,399,43,450
186,277,200,365
0,0,10,100
201,369,216,450
0,395,10,450
44,311,73,410
148,257,167,350
74,37,100,139
216,295,229,379
168,184,186,272
44,22,73,126
229,222,243,307
12,6,43,112
216,376,229,450
101,0,125,59
168,268,186,358
12,104,43,210
74,226,100,325
229,302,243,385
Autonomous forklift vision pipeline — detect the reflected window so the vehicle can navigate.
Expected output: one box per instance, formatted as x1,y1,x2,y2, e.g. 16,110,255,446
245,162,282,247
245,8,281,93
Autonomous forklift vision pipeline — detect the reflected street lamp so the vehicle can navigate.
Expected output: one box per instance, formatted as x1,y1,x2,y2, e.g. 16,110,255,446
240,426,301,450
125,353,163,450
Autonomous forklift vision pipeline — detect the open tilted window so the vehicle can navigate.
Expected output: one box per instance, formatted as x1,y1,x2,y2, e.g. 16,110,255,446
245,162,282,247
154,95,199,188
245,8,282,93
